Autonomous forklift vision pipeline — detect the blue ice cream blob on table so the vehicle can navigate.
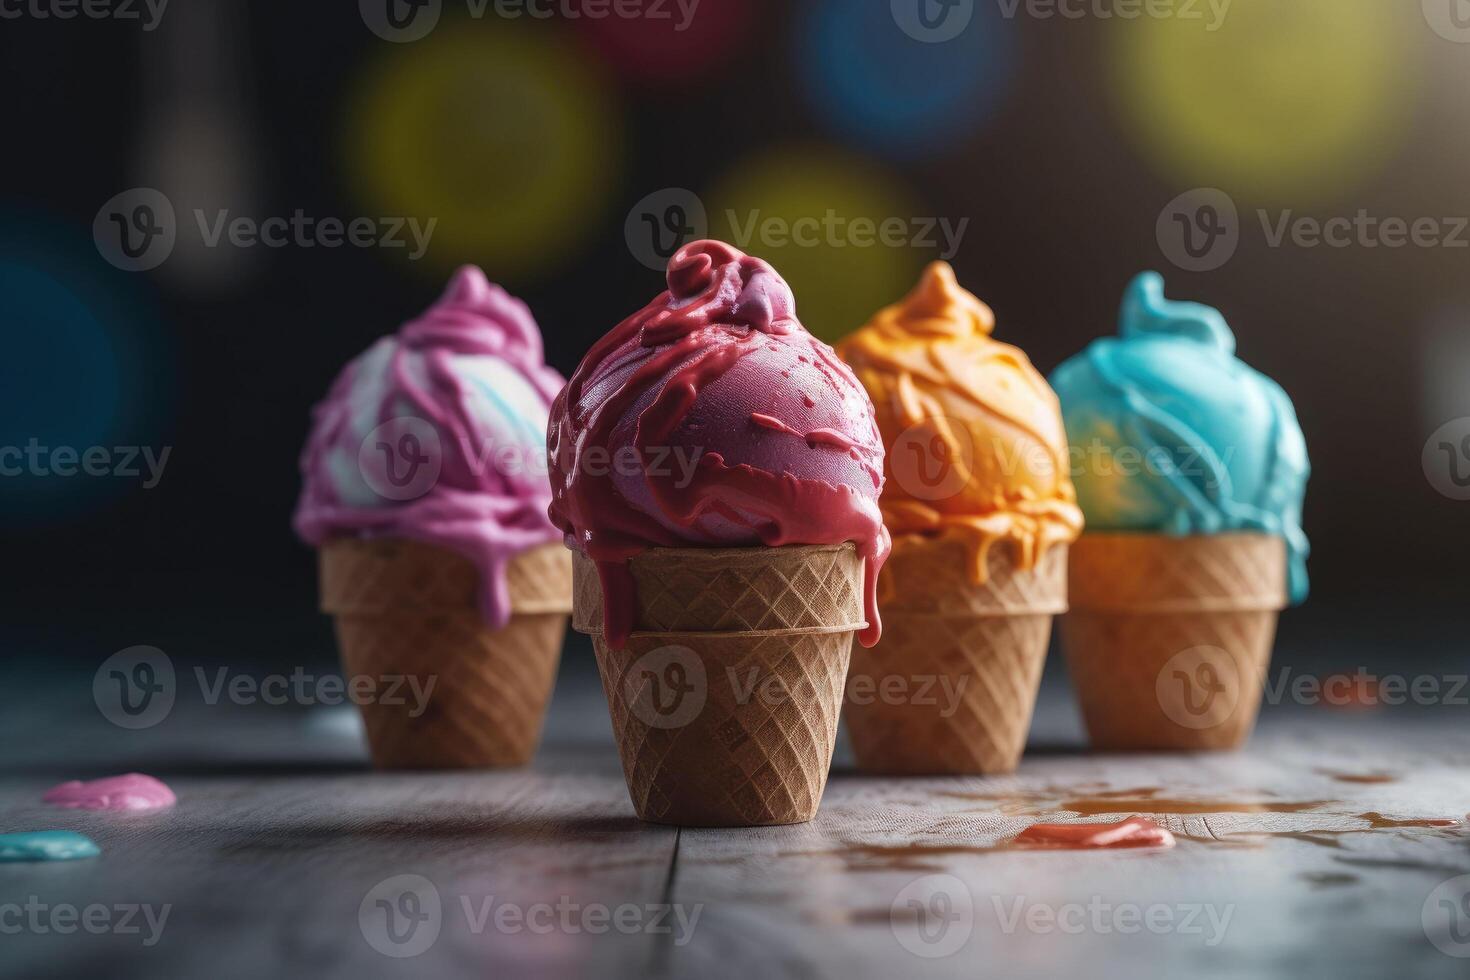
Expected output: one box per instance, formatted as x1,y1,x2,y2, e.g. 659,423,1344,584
0,830,101,862
1050,273,1309,603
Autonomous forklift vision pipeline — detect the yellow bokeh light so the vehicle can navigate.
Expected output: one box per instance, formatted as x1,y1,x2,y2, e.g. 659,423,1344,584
345,22,620,281
1108,0,1420,206
707,147,929,344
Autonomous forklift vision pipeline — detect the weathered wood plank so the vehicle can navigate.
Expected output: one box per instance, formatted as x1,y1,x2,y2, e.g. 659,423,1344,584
4,652,1469,979
0,663,676,980
663,718,1470,980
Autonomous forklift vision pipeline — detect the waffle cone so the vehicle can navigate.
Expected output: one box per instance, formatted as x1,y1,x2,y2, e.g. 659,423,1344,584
572,544,865,827
320,538,571,769
845,536,1067,775
1062,533,1286,751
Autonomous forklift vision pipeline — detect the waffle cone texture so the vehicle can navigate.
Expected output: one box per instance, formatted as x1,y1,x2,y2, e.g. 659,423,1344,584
572,544,865,828
320,538,571,769
1062,533,1286,751
844,535,1067,775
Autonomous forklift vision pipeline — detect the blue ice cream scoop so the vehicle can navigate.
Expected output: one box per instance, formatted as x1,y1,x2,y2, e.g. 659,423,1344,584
1050,273,1309,603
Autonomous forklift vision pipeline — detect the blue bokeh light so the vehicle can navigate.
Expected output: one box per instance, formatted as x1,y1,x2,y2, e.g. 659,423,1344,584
795,0,1018,159
0,260,121,453
0,213,171,523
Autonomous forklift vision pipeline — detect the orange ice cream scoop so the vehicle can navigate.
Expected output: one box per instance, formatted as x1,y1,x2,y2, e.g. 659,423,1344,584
836,262,1083,583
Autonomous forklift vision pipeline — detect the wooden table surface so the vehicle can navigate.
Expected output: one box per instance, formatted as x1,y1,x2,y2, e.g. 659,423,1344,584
3,631,1469,980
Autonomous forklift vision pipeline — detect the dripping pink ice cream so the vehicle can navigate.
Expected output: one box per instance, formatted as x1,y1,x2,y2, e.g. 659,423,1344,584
43,773,176,812
547,240,891,649
294,266,565,628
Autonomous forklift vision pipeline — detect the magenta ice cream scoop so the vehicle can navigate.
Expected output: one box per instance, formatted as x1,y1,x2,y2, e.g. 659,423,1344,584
294,266,565,628
547,240,890,649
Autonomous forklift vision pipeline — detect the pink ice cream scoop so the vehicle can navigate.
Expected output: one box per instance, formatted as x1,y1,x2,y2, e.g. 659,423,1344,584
43,773,176,812
547,239,890,649
294,266,565,628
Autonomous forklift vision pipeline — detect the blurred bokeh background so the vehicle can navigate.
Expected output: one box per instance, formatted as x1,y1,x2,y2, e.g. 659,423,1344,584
3,0,1468,674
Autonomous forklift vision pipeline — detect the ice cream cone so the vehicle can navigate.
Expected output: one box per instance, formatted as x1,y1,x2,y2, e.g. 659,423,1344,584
844,536,1067,775
572,544,865,827
320,538,571,769
1062,533,1286,751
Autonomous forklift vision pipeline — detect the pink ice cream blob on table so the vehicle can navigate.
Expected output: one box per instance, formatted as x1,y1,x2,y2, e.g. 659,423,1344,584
293,266,566,628
547,239,891,650
43,773,177,812
1014,816,1175,850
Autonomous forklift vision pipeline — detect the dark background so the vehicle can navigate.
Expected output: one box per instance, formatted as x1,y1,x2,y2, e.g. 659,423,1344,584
2,0,1467,667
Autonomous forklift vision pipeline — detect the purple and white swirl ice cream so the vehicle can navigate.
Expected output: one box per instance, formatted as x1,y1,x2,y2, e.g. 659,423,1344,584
294,266,564,627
